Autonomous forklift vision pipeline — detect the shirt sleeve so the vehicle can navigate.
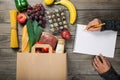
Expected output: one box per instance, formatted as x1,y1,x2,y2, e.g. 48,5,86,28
101,20,120,31
100,67,120,80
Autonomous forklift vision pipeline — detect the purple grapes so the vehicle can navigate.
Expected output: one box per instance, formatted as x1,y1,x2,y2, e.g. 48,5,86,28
27,4,46,28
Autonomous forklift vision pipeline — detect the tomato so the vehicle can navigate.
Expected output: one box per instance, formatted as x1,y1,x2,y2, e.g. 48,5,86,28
61,29,71,40
42,48,49,53
36,41,52,53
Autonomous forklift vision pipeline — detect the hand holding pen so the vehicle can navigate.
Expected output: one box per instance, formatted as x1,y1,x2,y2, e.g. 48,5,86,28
85,18,105,31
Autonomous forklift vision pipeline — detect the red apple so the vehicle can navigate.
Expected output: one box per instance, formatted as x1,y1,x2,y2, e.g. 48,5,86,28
61,29,71,40
17,13,27,24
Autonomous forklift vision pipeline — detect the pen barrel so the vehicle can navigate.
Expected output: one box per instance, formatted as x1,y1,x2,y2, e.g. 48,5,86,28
9,10,18,48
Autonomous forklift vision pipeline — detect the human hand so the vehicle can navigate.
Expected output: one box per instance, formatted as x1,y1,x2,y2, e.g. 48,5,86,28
93,54,111,74
86,18,102,31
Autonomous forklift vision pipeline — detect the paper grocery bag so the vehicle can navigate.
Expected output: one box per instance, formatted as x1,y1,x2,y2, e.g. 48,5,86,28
16,44,67,80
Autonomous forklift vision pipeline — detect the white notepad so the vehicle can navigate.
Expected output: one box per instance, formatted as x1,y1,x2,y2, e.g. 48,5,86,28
73,24,117,58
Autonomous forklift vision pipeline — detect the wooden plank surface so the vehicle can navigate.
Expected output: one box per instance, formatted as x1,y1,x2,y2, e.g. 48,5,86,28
1,0,120,10
0,0,120,80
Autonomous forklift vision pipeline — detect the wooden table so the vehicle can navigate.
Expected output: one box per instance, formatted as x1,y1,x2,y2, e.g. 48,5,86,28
0,0,120,80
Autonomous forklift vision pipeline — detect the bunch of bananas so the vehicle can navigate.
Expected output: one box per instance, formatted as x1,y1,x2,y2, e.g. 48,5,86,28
44,0,77,25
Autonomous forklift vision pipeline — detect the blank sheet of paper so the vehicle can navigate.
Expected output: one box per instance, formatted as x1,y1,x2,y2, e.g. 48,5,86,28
73,24,117,58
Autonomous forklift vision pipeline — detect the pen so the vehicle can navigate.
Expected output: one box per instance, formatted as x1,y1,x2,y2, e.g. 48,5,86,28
85,23,106,30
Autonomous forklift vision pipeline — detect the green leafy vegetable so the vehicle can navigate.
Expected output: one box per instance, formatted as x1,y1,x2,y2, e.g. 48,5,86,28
33,20,43,42
27,20,35,51
27,20,43,51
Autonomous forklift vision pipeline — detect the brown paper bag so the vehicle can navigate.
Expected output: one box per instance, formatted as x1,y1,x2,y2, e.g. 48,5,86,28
17,44,67,80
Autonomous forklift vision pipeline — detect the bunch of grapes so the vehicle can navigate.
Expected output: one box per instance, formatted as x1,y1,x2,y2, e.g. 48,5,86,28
27,4,46,28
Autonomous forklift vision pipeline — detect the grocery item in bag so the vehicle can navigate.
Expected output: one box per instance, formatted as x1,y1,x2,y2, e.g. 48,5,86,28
39,32,58,49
